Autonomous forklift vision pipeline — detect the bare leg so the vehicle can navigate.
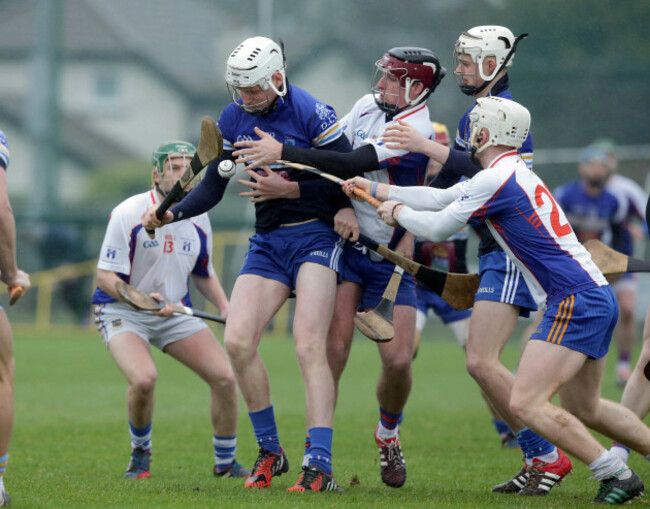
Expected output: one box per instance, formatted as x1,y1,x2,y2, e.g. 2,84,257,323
559,358,650,455
465,300,527,432
511,340,650,465
376,305,416,414
614,287,637,385
619,306,650,418
326,281,362,400
0,311,14,458
164,329,238,436
224,274,289,413
293,263,338,429
109,333,158,428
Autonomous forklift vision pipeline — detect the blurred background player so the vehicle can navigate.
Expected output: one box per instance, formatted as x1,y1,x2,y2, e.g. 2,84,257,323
92,141,247,480
143,36,351,492
594,139,648,386
383,27,571,495
412,122,518,448
0,130,31,507
232,46,446,488
611,196,650,463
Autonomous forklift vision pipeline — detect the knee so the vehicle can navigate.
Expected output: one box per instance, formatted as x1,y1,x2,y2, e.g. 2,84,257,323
295,339,324,366
508,393,532,424
465,351,491,383
382,353,412,379
131,370,157,398
209,369,237,394
224,329,254,363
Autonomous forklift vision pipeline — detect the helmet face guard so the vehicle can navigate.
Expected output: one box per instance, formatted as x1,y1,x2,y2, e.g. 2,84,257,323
152,141,197,200
371,47,445,115
453,26,527,96
225,36,287,115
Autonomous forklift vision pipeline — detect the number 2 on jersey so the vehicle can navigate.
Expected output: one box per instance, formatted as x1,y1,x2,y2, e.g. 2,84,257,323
534,184,572,237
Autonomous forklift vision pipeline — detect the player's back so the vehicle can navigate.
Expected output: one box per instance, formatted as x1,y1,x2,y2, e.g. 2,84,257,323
471,156,608,304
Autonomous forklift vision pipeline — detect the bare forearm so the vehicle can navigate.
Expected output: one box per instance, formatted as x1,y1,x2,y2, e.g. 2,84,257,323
193,274,229,315
96,269,124,301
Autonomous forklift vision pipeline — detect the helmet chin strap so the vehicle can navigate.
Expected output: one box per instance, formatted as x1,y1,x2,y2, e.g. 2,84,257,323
461,33,528,97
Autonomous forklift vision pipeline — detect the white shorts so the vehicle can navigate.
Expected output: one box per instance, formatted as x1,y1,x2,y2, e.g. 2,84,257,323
93,302,208,350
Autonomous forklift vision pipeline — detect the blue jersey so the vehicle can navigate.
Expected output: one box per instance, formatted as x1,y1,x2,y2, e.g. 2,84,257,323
221,83,347,233
554,180,623,246
172,83,351,233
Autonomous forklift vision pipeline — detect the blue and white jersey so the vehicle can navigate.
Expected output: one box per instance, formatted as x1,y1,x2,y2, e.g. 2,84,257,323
220,83,343,167
606,174,649,254
554,180,623,246
92,189,214,306
454,77,533,169
390,151,608,306
217,83,347,233
0,130,9,170
341,94,431,246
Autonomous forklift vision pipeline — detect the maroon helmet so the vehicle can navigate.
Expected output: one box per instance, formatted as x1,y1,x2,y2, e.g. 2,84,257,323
372,47,446,115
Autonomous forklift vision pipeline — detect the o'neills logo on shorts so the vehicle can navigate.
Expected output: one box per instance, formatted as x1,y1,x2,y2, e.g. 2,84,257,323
111,319,122,328
477,287,495,294
310,250,329,258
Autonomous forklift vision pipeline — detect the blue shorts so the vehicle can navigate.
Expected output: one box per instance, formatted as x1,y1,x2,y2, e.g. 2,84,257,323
240,220,342,292
529,285,618,359
339,244,416,310
416,284,472,324
476,251,537,317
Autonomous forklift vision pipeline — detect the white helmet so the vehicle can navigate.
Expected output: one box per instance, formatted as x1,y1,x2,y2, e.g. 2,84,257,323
225,36,287,115
468,97,530,156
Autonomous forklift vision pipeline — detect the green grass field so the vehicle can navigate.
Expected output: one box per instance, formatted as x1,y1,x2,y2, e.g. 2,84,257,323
5,322,646,508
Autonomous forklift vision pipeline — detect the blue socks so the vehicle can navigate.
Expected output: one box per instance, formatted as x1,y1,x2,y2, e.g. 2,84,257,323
129,422,152,452
516,428,555,461
213,434,237,471
308,427,333,475
249,406,281,454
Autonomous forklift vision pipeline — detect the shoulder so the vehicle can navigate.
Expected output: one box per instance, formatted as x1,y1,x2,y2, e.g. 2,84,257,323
466,165,512,198
191,213,213,235
395,104,434,137
352,94,376,111
288,84,336,116
111,192,151,219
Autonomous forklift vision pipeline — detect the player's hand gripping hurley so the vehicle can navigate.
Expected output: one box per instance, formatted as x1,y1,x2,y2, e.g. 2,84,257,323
279,160,480,310
145,116,223,238
115,281,226,324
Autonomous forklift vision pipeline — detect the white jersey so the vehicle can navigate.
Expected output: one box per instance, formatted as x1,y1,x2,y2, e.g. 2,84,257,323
390,151,608,305
340,94,433,246
607,174,648,221
93,189,214,306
